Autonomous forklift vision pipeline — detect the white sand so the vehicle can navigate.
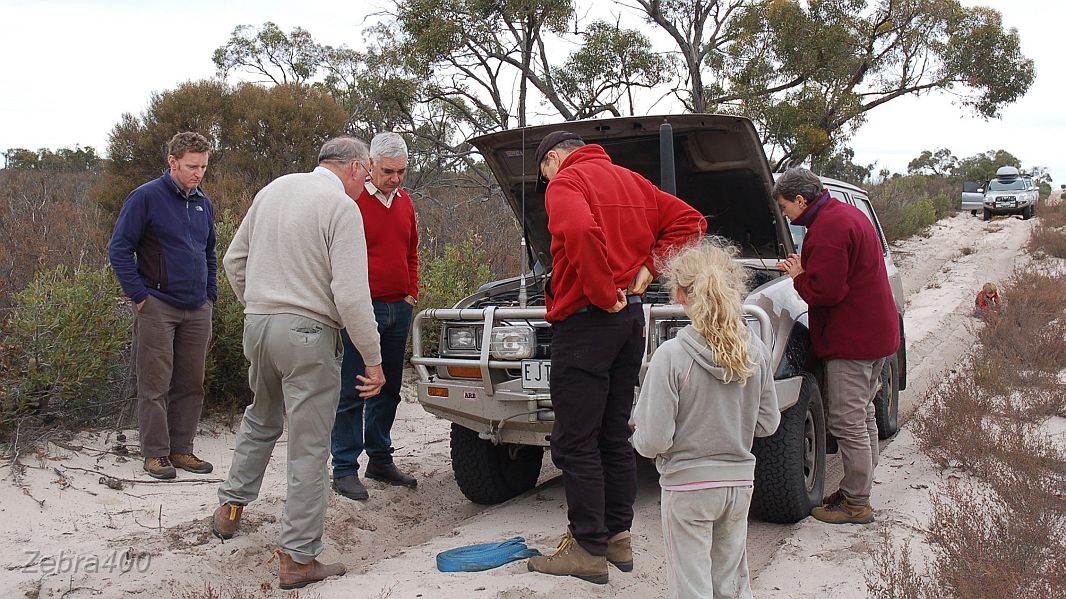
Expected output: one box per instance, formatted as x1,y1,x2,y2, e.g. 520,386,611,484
0,209,1042,598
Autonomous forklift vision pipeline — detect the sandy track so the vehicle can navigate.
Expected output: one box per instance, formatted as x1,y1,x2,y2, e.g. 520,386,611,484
0,211,1038,598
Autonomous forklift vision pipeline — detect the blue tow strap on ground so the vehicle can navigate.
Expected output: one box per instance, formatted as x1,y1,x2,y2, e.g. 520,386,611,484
435,537,541,572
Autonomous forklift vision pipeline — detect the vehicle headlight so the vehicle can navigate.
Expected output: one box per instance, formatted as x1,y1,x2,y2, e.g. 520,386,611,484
446,326,479,351
489,326,535,359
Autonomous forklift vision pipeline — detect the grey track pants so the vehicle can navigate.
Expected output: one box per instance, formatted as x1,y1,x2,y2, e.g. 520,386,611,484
661,486,754,599
218,313,343,564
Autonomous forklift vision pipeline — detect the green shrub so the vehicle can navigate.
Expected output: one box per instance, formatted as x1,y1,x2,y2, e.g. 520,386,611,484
867,174,957,242
898,197,937,237
0,266,130,428
929,193,956,220
205,210,252,411
416,231,493,355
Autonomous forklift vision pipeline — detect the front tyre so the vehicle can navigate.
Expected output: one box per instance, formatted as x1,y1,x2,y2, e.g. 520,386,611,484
751,373,826,523
450,424,543,504
874,355,900,439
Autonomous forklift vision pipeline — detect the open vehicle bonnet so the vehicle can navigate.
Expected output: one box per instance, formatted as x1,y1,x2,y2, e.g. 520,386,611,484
468,114,794,269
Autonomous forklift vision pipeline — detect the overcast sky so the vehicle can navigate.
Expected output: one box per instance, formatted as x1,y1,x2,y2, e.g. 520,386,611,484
1,0,1062,185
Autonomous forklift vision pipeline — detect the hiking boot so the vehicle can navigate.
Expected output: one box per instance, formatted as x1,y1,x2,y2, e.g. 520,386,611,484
811,498,875,524
212,502,244,540
332,475,369,501
606,531,633,572
364,462,417,488
823,489,845,507
275,550,345,590
169,452,213,474
527,530,609,584
143,456,176,480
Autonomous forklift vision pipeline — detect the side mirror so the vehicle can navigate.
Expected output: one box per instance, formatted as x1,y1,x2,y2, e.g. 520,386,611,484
977,188,984,193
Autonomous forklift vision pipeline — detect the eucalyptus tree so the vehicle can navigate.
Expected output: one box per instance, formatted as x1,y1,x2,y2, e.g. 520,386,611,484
631,0,1035,169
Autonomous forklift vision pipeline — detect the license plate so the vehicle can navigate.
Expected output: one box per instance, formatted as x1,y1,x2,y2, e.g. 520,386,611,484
521,360,551,390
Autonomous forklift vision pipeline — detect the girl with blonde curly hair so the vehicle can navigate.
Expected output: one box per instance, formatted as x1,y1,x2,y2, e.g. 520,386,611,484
631,237,781,599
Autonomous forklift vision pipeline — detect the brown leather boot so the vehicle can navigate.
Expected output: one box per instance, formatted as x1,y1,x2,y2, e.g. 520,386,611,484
606,530,633,572
527,530,608,584
276,550,346,590
169,452,213,474
143,456,176,480
811,498,875,524
211,503,244,540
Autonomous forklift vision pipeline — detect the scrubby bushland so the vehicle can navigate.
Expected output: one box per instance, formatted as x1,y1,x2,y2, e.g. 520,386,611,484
415,183,522,279
98,80,350,220
0,266,131,434
869,266,1066,599
0,168,109,309
866,174,957,242
414,231,493,355
204,210,252,413
1028,195,1066,259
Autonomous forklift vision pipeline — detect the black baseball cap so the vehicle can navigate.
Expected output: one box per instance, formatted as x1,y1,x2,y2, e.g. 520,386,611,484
535,131,584,166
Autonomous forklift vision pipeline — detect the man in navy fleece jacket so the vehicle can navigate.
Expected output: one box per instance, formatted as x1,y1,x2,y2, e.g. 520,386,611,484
109,132,217,480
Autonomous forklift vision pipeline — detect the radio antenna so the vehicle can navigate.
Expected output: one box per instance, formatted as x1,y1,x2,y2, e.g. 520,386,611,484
518,127,529,308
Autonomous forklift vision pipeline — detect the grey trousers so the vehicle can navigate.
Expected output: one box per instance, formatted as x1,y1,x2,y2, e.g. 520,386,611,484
218,313,343,564
824,358,886,506
661,486,754,599
134,295,212,458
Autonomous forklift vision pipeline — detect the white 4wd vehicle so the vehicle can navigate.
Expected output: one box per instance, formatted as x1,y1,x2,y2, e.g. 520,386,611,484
982,166,1038,221
410,115,907,523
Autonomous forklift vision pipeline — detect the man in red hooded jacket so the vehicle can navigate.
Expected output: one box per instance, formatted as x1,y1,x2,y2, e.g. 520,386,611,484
774,167,899,525
526,131,706,584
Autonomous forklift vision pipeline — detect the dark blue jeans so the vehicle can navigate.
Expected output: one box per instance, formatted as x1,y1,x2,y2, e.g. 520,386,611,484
330,299,413,479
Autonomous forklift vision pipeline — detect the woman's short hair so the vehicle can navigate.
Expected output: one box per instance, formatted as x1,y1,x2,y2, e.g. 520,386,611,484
772,168,823,203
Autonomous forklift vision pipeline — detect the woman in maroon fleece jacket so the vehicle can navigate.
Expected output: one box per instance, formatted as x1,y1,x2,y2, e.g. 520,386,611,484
774,167,899,525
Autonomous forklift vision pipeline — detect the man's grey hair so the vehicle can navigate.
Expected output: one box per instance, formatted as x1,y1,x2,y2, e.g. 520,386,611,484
318,137,369,164
772,167,824,202
370,132,409,161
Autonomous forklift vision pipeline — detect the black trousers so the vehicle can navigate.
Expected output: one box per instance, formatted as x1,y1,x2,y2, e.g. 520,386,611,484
549,303,644,556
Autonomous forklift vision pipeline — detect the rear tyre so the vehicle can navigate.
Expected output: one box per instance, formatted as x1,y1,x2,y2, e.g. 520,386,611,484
751,373,826,523
983,208,992,221
450,424,543,504
874,355,900,440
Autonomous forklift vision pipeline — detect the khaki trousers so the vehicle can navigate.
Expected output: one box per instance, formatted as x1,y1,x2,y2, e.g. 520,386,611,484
661,486,754,599
218,313,343,564
824,358,886,506
134,295,212,458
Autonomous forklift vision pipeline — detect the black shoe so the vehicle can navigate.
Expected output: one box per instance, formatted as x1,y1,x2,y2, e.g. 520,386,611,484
332,475,369,500
364,462,417,488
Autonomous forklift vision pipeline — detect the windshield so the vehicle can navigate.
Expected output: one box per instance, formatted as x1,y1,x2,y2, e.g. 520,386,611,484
989,179,1025,191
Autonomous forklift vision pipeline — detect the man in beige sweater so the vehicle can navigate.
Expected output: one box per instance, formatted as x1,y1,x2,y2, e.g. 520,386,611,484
211,137,385,590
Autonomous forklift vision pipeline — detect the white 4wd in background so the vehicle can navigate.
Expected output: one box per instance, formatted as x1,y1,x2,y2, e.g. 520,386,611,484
982,165,1038,220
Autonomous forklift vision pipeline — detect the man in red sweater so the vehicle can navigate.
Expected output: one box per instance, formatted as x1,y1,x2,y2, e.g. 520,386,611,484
774,167,899,525
526,131,706,584
330,132,420,501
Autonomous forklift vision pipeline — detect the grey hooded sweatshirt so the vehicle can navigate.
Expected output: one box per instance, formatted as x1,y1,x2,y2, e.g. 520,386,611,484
631,325,780,486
